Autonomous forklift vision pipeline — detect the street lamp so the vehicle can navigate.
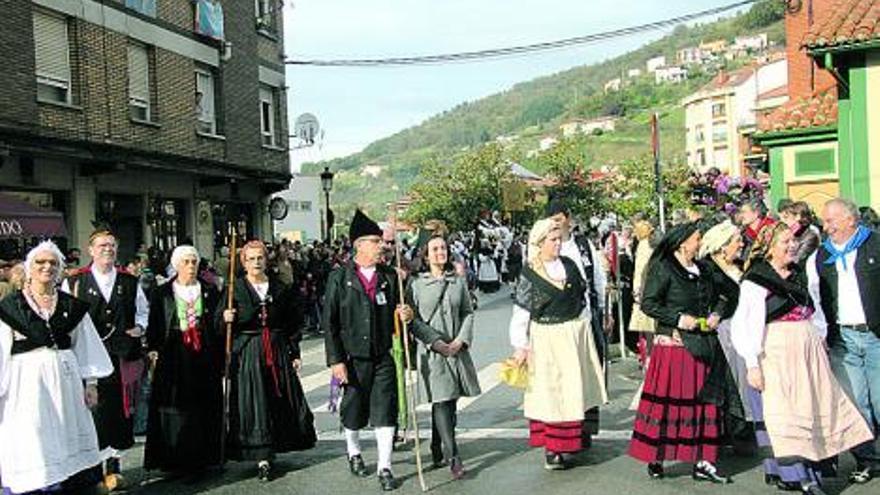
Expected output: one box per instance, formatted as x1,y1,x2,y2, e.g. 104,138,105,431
320,166,334,242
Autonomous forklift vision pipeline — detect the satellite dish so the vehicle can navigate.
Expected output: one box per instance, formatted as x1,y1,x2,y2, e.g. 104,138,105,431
294,113,320,146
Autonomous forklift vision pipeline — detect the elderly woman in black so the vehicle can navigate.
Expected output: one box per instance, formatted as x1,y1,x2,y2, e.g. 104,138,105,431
628,222,743,483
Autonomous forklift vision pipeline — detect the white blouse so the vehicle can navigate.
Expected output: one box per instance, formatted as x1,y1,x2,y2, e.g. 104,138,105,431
730,279,828,368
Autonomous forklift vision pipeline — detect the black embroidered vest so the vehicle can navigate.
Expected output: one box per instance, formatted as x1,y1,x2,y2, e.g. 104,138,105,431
70,270,141,359
516,256,586,324
0,291,90,355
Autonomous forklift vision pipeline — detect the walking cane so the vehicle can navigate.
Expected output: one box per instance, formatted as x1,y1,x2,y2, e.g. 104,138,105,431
391,217,427,492
220,228,238,464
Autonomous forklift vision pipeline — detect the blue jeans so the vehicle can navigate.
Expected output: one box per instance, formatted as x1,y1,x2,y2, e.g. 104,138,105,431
832,327,880,465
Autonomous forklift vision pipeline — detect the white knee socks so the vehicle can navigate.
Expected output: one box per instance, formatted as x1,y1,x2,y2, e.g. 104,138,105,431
345,428,362,458
375,426,395,473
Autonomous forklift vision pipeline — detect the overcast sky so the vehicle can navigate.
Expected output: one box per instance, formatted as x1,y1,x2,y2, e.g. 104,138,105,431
283,0,745,171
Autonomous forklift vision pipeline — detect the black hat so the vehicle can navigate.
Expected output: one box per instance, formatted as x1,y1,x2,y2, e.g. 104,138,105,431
544,196,570,218
349,209,382,241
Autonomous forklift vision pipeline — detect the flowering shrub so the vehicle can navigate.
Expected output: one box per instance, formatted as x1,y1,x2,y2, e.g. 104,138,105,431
688,167,765,215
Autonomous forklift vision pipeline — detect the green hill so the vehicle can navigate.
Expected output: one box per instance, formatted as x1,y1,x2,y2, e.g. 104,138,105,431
303,2,786,220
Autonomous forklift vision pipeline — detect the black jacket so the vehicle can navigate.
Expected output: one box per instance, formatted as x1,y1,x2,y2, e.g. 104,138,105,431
323,263,401,365
641,256,725,332
815,230,880,343
701,258,740,321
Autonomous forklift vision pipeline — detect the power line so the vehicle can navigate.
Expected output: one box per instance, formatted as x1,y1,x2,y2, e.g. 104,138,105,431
286,0,757,67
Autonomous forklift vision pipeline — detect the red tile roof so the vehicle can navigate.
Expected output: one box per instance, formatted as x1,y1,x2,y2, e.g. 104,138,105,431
803,0,880,50
699,67,754,92
759,86,838,133
757,85,788,101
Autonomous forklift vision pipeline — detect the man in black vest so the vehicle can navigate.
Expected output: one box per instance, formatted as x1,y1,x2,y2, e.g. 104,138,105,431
324,209,414,491
63,229,149,491
809,198,880,484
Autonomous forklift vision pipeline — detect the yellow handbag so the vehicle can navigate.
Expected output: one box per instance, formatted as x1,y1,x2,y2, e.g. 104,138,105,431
498,357,529,389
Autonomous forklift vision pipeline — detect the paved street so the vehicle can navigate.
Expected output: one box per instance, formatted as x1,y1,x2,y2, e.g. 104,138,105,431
119,287,877,495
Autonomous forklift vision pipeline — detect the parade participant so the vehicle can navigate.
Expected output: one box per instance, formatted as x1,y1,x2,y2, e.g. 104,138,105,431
739,199,775,256
143,245,223,474
408,233,481,480
628,217,656,363
698,221,750,416
628,222,738,484
546,199,606,445
476,240,500,293
323,209,415,491
779,201,820,264
0,241,113,494
809,198,880,483
508,218,607,471
62,228,149,491
733,222,874,494
220,240,317,481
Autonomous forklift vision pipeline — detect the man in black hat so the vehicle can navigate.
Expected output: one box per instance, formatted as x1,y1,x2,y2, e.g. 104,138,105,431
62,228,149,491
324,209,414,491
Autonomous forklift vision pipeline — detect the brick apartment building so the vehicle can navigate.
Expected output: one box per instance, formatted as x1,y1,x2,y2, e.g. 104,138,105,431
0,0,291,262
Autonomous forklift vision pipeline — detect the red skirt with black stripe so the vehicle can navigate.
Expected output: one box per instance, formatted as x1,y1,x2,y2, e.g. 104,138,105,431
628,343,720,464
529,420,583,453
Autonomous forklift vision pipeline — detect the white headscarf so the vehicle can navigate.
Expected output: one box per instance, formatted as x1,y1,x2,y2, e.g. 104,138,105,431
698,220,739,259
170,245,200,269
24,240,66,284
527,218,558,267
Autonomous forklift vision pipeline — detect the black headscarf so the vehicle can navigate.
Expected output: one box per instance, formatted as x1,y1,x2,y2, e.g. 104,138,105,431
648,221,700,268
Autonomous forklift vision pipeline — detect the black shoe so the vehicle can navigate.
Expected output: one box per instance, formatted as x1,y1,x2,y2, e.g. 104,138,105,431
693,461,732,484
775,480,801,491
848,466,874,484
647,462,664,479
431,444,446,469
378,468,397,491
544,452,568,471
348,455,369,478
800,482,828,495
257,462,271,482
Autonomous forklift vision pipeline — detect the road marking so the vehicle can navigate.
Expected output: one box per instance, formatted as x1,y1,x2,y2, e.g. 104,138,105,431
315,427,632,441
300,368,331,394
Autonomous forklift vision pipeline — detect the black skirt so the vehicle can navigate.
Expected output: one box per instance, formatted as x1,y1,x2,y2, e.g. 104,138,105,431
226,330,317,461
144,330,223,472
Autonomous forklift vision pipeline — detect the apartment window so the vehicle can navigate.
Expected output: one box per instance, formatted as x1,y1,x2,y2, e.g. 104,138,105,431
696,149,706,167
713,125,728,143
195,69,217,135
712,102,726,118
128,43,152,122
33,11,71,105
300,201,312,212
695,124,705,144
255,0,275,31
125,0,157,17
260,86,276,146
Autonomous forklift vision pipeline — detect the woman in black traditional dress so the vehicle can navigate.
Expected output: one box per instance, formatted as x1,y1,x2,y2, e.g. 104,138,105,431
144,245,223,474
220,240,316,482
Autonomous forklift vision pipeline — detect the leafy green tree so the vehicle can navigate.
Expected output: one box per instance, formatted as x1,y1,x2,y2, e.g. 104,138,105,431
738,0,785,30
604,155,691,221
536,137,606,220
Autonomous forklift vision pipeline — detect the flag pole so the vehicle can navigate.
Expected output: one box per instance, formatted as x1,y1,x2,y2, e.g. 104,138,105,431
390,209,427,492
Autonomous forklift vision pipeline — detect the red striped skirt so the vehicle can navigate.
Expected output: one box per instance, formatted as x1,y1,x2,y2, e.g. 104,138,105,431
529,420,583,453
628,343,720,464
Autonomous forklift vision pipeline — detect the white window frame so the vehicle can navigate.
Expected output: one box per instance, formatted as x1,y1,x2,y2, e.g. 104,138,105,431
255,0,274,30
259,86,276,146
34,10,72,105
128,43,151,122
195,69,217,135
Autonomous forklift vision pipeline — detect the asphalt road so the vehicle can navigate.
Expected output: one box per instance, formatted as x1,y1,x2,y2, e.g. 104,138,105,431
118,287,878,495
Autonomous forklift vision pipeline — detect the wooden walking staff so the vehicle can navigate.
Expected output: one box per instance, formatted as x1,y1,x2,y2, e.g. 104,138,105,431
220,227,238,464
390,214,427,492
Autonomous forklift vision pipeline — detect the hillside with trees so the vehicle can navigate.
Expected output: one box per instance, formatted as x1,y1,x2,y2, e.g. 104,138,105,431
302,1,786,224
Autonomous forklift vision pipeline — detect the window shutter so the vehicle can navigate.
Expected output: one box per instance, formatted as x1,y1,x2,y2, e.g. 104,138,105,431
128,44,150,103
33,11,70,86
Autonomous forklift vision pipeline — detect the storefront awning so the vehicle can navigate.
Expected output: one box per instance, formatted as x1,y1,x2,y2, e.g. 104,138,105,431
0,193,67,239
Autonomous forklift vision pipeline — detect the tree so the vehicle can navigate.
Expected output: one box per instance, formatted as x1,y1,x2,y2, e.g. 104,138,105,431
536,137,606,220
603,155,691,221
404,143,513,231
738,0,785,30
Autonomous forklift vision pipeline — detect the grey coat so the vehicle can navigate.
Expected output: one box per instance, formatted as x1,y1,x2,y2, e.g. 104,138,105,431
408,272,481,403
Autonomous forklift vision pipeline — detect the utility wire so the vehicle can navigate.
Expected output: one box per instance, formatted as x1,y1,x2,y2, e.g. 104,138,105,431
286,0,757,67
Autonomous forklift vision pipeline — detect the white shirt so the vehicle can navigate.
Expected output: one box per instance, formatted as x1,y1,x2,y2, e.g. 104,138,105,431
806,245,867,326
560,237,595,315
252,281,270,301
357,265,376,283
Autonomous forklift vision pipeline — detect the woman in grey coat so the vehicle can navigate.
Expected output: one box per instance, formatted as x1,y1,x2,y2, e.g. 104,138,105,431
409,233,481,481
